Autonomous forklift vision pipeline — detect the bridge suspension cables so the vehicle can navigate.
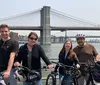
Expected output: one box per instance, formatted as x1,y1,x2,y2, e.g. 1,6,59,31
0,8,41,21
50,8,98,26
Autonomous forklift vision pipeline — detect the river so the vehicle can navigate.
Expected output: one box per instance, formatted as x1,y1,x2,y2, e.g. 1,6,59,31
19,42,100,71
19,42,100,62
42,42,100,59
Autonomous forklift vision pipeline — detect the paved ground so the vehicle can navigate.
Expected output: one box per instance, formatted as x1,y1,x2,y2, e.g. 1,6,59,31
17,79,47,85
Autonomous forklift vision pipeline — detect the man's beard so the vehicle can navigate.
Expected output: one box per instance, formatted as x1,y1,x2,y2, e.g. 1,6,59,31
78,43,84,47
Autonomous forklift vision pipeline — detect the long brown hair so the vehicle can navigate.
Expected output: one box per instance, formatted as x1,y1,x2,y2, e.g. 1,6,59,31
28,32,38,39
59,40,74,59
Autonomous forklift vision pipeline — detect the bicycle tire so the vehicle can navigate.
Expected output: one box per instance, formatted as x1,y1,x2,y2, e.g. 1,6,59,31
46,74,56,85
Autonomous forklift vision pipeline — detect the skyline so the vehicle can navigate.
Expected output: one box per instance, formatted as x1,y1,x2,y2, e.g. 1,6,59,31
12,30,100,37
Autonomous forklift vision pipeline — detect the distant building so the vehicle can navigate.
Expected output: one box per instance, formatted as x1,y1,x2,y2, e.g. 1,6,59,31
10,32,19,40
18,35,27,41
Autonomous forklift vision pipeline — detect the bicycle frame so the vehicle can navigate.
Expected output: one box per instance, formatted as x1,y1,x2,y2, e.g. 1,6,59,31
46,71,66,85
46,61,80,85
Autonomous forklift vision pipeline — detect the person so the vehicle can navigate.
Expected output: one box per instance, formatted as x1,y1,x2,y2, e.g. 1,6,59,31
73,34,100,85
56,40,80,85
14,32,54,85
0,24,19,85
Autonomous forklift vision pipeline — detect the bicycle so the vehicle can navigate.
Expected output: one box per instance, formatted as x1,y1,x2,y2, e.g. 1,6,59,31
45,61,81,85
80,61,100,85
14,65,46,84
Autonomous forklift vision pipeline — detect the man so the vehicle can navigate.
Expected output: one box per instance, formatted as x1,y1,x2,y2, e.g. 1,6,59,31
73,34,100,85
0,24,19,85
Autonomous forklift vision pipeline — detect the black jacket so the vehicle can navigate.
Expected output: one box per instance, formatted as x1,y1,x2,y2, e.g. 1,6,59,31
58,51,79,75
15,43,51,76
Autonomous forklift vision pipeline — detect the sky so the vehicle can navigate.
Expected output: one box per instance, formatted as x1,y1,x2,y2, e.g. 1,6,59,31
1,0,100,36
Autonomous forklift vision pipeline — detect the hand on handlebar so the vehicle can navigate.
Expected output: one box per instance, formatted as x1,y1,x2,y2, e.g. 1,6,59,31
3,70,10,79
14,62,21,67
47,64,54,69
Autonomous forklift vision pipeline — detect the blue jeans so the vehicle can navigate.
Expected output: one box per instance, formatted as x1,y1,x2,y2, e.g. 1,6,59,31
2,69,17,85
23,79,42,85
59,73,72,85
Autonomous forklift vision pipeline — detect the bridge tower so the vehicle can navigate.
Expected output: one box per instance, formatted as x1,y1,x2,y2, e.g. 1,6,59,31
40,6,51,45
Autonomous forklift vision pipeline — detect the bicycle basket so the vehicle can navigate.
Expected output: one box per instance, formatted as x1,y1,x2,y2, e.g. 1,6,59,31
26,71,41,82
64,68,81,78
14,69,27,82
70,69,81,78
92,61,100,82
92,68,100,82
95,61,100,70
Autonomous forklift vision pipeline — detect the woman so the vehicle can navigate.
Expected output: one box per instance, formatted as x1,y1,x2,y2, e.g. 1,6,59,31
14,32,53,85
58,40,80,85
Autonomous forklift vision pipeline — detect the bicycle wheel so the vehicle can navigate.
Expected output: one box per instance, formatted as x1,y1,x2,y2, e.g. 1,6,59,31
46,74,56,85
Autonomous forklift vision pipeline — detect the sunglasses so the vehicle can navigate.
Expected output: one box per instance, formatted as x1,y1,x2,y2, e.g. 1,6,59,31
29,37,37,40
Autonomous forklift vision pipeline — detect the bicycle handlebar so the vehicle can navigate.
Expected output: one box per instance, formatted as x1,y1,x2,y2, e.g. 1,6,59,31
14,65,47,74
51,61,81,78
51,61,74,68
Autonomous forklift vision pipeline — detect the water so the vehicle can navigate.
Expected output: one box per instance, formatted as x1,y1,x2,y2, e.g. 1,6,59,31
42,43,63,59
19,42,100,65
42,42,100,59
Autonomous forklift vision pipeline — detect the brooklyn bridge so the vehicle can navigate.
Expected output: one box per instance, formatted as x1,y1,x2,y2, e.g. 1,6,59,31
0,6,100,45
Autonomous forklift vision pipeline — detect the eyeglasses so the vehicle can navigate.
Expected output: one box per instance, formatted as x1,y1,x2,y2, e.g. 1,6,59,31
29,37,37,40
